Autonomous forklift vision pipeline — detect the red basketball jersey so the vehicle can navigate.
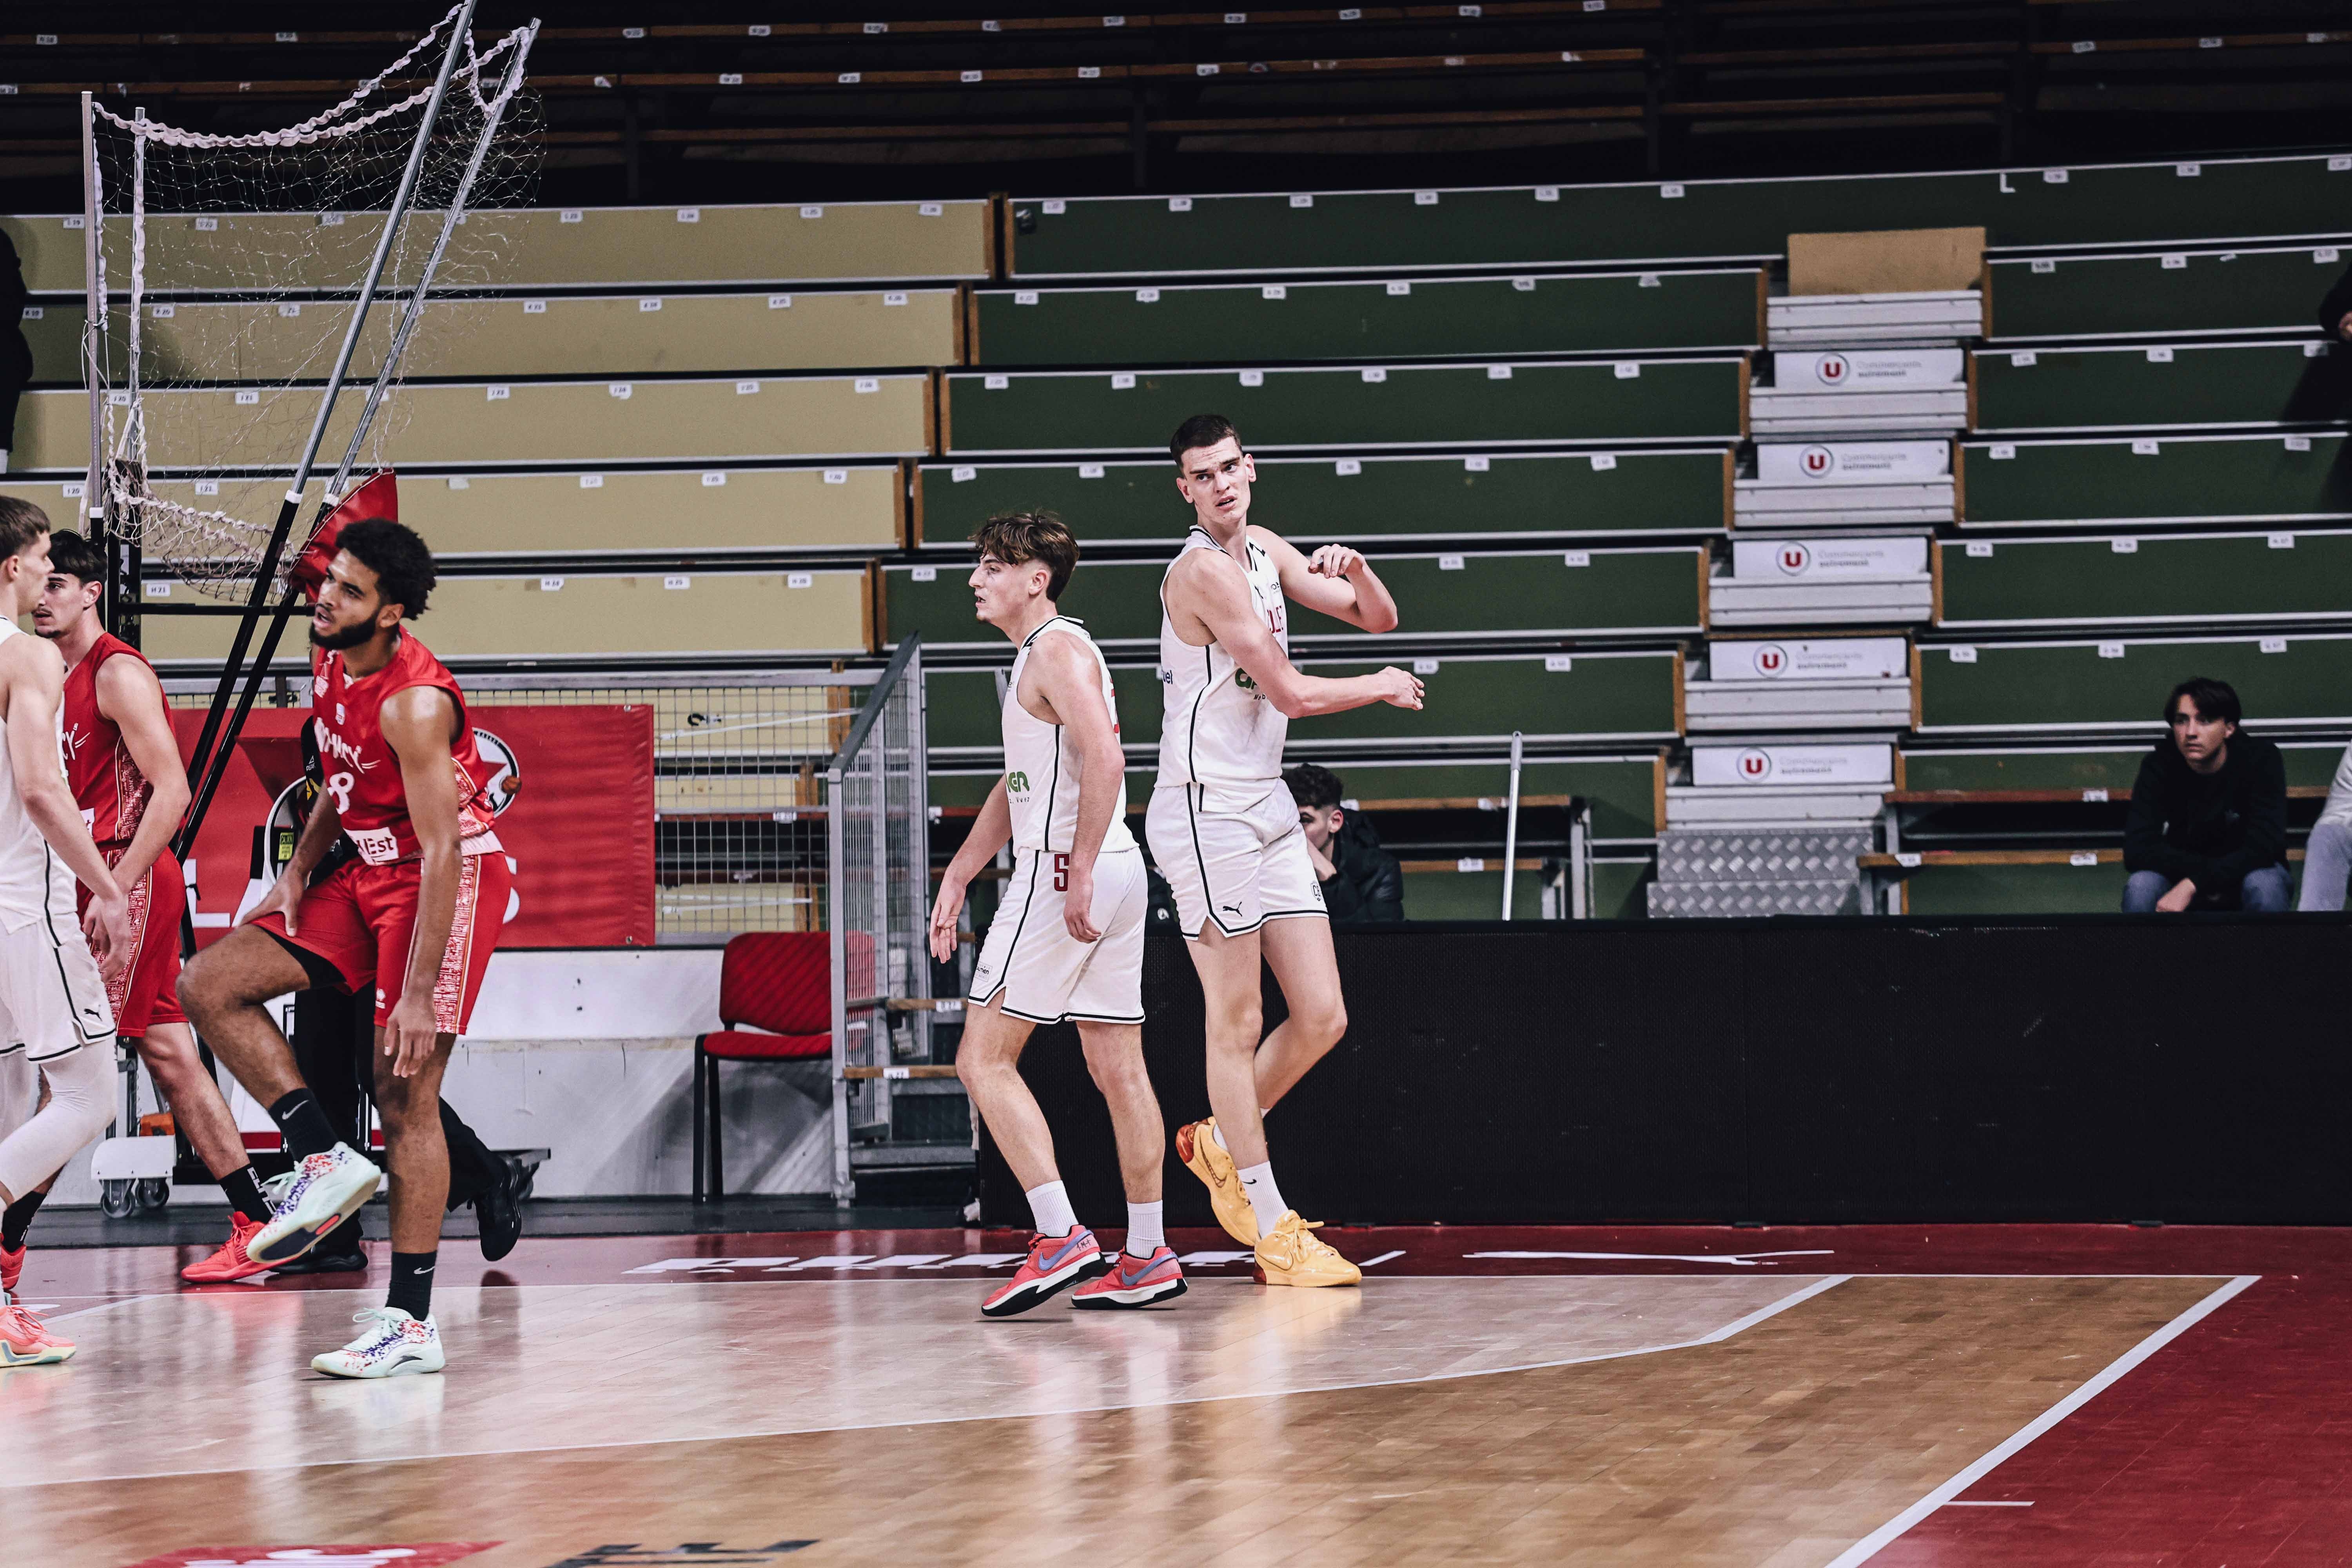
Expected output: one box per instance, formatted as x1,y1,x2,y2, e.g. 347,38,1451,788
310,630,502,866
61,632,157,847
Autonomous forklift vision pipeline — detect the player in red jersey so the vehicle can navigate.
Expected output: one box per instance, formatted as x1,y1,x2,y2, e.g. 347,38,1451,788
0,532,283,1288
181,517,511,1378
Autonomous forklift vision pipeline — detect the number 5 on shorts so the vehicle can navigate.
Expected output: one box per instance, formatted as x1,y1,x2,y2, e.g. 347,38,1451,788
1053,852,1069,892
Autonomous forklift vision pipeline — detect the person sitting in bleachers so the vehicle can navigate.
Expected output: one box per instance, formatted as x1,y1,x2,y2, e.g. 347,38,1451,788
2296,741,2352,911
2122,677,2290,914
1283,763,1402,924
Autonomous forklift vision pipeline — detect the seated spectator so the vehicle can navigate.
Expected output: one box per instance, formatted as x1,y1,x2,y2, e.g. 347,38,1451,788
2122,676,2290,913
1283,762,1402,923
2296,740,2352,911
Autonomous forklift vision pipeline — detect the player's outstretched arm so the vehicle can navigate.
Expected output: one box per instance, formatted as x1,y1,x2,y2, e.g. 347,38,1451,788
381,685,464,1078
240,763,345,937
930,777,1011,964
94,653,191,894
1,637,126,971
1257,530,1400,634
1028,632,1125,944
1167,549,1425,721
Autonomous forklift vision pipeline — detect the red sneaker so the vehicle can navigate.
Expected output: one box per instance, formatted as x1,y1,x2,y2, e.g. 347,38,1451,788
0,1241,22,1294
1073,1245,1186,1310
0,1294,74,1366
180,1212,272,1284
980,1228,1106,1318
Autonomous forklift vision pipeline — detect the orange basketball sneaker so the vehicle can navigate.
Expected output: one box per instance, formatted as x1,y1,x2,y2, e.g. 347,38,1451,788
0,1240,22,1294
0,1292,75,1365
1175,1118,1258,1245
180,1212,272,1284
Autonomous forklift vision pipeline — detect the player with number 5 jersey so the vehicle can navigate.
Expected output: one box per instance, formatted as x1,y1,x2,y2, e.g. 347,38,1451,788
929,513,1181,1317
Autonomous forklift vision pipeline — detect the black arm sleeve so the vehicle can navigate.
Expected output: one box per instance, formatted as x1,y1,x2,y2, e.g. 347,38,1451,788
2122,754,2208,884
2320,261,2352,339
2210,746,2289,882
1357,848,1405,923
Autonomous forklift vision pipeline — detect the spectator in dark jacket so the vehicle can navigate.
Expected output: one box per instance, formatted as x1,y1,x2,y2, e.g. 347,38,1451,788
1283,762,1403,923
2321,258,2352,343
2122,676,2290,913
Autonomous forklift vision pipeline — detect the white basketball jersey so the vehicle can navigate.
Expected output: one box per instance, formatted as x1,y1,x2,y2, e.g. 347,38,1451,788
1156,526,1289,811
0,618,80,934
1003,616,1137,857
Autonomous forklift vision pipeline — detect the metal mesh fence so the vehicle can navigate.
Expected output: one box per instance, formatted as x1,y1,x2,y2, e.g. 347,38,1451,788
172,673,874,938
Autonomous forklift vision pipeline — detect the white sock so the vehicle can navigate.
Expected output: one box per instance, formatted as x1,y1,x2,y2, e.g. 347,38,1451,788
1024,1179,1077,1238
1238,1161,1287,1233
1210,1120,1227,1152
1125,1201,1164,1258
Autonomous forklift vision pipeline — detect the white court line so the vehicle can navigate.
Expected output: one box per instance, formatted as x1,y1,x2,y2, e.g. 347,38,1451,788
1358,1250,1406,1267
44,1293,167,1324
1944,1500,2032,1507
27,1273,1853,1486
1825,1272,2258,1566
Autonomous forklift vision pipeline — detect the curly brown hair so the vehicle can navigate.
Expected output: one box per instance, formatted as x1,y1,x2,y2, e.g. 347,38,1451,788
970,511,1078,601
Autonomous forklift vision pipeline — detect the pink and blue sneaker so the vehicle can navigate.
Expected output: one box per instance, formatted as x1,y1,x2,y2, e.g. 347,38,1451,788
981,1227,1107,1318
1073,1245,1186,1310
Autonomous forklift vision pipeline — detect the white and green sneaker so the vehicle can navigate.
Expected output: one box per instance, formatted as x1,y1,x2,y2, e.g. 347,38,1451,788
251,1143,382,1266
311,1307,445,1379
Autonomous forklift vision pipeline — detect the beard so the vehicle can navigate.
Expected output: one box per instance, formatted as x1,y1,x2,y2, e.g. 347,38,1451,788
309,617,377,651
30,621,63,640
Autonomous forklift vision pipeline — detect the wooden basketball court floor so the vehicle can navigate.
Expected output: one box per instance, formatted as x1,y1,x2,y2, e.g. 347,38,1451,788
9,1223,2350,1568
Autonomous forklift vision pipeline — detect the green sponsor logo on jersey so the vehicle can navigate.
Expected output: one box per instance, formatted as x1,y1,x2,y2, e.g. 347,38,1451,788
1007,770,1031,794
1234,671,1259,693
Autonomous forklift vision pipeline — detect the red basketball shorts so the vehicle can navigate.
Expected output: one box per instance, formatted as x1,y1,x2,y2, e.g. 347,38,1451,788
252,851,511,1035
76,845,188,1036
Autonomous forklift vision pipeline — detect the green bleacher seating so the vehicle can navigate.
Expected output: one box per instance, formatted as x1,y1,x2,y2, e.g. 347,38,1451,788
1958,432,2351,529
1397,863,1550,921
915,449,1731,546
1873,852,2130,916
11,374,932,472
1916,632,2352,734
940,359,1746,455
29,290,962,384
880,545,1706,649
1895,741,2343,798
0,467,906,559
1986,245,2347,342
142,568,875,667
1971,339,2347,434
2,200,994,295
1936,528,2352,631
970,269,1764,367
1007,154,2352,278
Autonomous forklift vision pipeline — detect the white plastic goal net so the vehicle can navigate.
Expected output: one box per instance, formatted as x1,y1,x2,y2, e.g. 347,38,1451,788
83,3,541,599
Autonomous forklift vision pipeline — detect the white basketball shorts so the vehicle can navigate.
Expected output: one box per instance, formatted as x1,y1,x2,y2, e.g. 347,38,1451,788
968,848,1147,1025
1144,782,1326,942
0,913,116,1066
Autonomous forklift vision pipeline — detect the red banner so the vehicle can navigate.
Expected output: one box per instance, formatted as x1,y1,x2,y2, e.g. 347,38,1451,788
176,702,655,949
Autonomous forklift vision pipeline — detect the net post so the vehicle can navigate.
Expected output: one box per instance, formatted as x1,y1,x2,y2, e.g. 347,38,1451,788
828,759,853,1204
78,91,103,536
1501,730,1525,920
175,0,480,860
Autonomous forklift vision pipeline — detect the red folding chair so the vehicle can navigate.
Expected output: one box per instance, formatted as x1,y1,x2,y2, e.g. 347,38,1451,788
692,932,833,1203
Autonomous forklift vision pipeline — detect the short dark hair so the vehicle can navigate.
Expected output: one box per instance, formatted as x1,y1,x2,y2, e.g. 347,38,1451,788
971,511,1078,601
1284,761,1344,812
0,496,51,563
335,516,436,619
1170,414,1240,466
44,529,103,584
2167,675,2241,727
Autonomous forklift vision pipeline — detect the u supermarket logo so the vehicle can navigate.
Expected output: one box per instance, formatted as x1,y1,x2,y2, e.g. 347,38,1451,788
1775,542,1812,576
1736,748,1774,782
1815,353,1849,385
1752,644,1788,677
1800,445,1834,479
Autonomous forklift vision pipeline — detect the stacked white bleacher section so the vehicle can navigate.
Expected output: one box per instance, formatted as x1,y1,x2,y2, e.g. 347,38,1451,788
1648,743,1892,918
1748,348,1969,438
1708,535,1933,626
1766,290,1982,347
1733,439,1956,530
1683,636,1912,733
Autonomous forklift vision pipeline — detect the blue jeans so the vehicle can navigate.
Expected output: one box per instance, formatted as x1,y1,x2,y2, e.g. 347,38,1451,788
2123,865,2292,913
2298,821,2352,911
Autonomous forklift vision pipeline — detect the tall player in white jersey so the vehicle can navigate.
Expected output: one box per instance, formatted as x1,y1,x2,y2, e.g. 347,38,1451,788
1147,415,1423,1288
929,513,1185,1316
0,499,129,1365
